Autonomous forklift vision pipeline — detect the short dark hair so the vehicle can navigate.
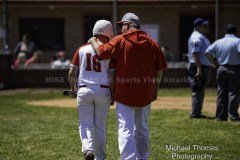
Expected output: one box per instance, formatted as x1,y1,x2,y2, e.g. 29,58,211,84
226,24,237,34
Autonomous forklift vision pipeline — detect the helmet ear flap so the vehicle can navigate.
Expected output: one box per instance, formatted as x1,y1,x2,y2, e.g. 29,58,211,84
92,20,113,40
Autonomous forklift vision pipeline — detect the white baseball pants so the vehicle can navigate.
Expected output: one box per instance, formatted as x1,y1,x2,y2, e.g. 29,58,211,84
77,85,111,160
116,102,151,160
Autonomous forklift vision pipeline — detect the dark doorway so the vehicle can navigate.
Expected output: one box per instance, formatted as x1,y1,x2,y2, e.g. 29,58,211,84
19,18,64,50
83,15,111,43
179,15,215,61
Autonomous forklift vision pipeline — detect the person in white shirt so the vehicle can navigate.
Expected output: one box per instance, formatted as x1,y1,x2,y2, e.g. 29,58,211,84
51,51,71,69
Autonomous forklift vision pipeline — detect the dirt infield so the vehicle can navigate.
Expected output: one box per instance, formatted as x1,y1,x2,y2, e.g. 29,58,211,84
2,88,238,115
27,96,218,115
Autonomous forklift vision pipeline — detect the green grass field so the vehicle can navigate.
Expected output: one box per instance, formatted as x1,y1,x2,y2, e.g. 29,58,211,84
0,88,239,160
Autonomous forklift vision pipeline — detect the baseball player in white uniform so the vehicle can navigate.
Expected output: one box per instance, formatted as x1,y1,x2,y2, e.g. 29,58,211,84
68,20,114,160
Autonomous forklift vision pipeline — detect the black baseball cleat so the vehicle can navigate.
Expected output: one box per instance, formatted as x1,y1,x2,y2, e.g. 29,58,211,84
229,117,240,122
190,114,207,119
84,150,95,160
216,118,228,121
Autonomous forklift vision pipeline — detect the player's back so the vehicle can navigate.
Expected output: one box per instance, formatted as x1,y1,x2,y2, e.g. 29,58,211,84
76,44,110,86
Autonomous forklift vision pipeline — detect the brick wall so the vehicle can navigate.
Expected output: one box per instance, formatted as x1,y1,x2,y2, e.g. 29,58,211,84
0,2,239,61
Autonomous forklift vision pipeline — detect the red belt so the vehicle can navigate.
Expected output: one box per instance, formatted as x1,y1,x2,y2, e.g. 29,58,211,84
78,85,109,88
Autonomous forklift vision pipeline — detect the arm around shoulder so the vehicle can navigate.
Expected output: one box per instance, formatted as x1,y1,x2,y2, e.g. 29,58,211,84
89,36,120,60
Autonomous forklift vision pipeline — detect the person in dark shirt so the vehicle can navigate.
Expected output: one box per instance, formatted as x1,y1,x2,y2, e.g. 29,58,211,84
13,34,37,68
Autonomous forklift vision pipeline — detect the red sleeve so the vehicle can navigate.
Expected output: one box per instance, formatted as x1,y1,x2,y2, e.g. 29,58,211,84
155,44,167,71
71,48,80,66
109,58,116,70
98,36,120,60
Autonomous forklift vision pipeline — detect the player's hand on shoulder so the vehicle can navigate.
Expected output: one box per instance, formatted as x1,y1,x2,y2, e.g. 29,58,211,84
87,37,97,44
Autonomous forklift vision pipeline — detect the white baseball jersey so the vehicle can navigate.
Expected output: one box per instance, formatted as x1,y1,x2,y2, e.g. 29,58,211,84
51,59,71,69
71,44,114,87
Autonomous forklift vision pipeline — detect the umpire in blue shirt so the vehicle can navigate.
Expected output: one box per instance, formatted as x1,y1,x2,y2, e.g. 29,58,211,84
206,24,240,121
187,18,213,118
